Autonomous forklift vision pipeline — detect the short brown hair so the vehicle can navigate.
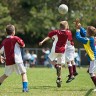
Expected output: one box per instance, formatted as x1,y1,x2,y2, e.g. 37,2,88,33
87,26,96,36
6,24,15,35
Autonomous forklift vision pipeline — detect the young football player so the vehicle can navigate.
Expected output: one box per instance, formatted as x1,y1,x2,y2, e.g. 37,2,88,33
65,30,78,83
0,24,28,92
39,21,70,87
75,22,96,91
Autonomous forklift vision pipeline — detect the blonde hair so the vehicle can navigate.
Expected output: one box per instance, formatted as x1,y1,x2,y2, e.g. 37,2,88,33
60,21,69,29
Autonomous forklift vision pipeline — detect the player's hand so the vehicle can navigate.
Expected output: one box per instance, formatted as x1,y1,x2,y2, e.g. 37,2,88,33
73,18,80,24
74,18,81,29
39,42,43,46
0,56,5,63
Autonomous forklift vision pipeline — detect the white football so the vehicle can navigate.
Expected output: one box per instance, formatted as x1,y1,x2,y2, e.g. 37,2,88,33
58,4,68,14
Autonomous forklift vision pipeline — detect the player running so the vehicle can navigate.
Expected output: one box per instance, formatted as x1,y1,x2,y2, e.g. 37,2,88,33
39,21,71,87
75,20,96,92
0,24,28,92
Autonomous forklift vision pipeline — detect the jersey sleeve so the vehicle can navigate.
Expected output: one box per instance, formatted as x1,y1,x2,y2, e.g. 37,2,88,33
80,27,87,37
76,31,88,44
67,30,73,41
15,36,25,47
48,30,57,38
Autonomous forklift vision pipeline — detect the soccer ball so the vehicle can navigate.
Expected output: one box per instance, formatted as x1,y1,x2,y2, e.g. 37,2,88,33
58,4,68,14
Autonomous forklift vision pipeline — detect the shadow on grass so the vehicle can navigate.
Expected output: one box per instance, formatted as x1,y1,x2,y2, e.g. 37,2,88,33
53,88,88,91
0,91,22,93
84,88,93,96
29,85,89,92
30,85,56,89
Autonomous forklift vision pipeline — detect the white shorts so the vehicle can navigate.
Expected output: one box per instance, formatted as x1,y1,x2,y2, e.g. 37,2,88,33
4,63,26,76
89,60,96,73
48,52,65,65
65,47,75,62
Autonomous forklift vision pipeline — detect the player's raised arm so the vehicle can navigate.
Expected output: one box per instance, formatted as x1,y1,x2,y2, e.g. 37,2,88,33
39,36,50,46
74,18,86,37
75,22,88,44
75,31,88,44
74,18,80,28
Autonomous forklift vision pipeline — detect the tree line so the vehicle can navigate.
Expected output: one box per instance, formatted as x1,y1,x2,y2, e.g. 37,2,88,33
0,0,96,47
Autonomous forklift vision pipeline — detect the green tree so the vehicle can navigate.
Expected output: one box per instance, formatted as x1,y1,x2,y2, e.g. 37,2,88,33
0,0,96,47
0,3,12,41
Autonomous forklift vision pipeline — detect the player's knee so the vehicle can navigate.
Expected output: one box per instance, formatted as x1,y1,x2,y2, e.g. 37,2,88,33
89,73,95,77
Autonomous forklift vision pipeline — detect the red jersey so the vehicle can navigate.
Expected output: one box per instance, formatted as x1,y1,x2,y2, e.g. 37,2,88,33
48,30,69,53
0,36,25,66
67,30,74,46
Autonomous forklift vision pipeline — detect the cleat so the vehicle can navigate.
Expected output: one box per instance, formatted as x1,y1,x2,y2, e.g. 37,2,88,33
56,79,62,88
22,88,29,92
74,72,78,76
67,75,70,77
66,76,75,83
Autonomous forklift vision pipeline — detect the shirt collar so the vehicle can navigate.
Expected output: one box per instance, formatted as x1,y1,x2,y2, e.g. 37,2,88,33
6,35,12,38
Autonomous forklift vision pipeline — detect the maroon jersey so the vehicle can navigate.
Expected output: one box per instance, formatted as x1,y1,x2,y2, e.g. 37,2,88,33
67,30,74,46
0,36,25,66
48,30,69,53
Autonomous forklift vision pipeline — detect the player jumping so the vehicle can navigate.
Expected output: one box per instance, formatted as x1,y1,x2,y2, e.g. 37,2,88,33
75,20,96,92
39,21,71,87
65,29,78,83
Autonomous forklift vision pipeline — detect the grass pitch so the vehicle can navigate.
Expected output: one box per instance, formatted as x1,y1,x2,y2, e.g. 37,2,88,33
0,67,96,96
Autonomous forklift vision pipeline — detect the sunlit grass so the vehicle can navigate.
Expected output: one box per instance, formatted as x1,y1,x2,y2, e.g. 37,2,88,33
0,67,96,96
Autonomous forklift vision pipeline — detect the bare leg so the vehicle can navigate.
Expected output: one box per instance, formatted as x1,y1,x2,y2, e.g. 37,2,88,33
56,64,62,78
21,73,28,82
55,64,62,87
49,59,62,87
0,74,8,84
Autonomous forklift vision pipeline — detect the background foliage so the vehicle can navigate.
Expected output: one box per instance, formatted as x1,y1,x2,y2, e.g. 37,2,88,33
0,0,96,47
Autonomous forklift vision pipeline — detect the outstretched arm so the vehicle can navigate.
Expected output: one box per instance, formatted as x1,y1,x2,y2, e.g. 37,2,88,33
80,27,87,37
74,18,86,37
75,30,88,44
39,36,50,46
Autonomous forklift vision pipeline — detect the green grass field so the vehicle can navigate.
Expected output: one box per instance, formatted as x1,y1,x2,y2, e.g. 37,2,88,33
0,67,96,96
